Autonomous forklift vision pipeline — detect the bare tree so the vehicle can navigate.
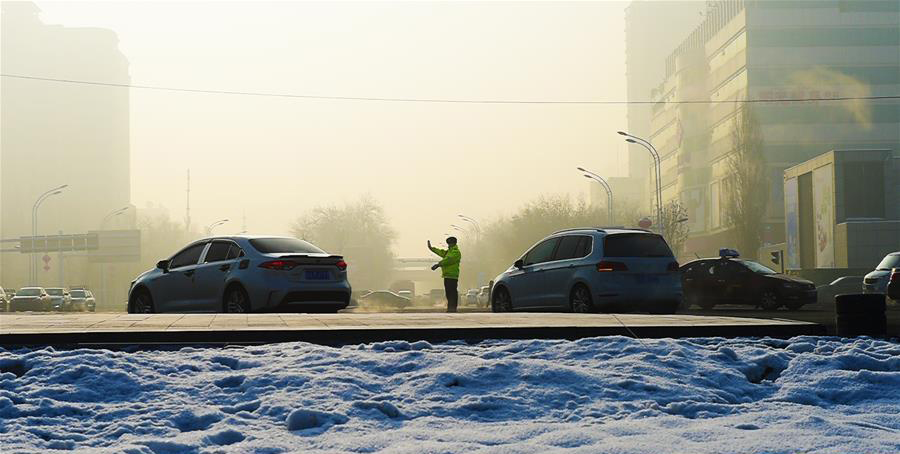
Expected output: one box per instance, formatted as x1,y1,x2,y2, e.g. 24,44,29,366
659,200,689,259
723,103,768,257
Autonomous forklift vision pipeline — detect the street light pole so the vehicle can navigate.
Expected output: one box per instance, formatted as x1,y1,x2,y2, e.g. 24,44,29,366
457,214,481,242
31,184,68,285
577,167,614,224
98,206,130,308
619,131,664,238
206,219,229,236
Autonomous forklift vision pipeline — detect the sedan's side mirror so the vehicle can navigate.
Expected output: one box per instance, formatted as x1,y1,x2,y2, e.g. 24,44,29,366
157,260,170,272
514,259,524,269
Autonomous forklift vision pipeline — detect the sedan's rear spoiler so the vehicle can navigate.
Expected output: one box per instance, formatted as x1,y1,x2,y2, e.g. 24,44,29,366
273,254,344,265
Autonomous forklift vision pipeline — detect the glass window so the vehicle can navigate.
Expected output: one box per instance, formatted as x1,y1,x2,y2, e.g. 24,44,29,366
739,260,777,275
226,244,244,260
523,238,559,266
553,235,592,261
204,242,231,263
46,288,64,296
18,288,41,296
169,243,206,269
70,290,86,297
876,254,900,271
249,238,324,254
603,233,674,258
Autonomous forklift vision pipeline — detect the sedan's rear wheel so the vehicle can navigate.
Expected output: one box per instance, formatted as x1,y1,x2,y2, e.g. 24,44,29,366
491,287,513,313
570,284,594,313
224,286,250,313
131,291,154,314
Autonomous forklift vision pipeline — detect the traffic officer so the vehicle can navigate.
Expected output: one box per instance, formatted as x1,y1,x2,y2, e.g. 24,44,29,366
427,236,462,313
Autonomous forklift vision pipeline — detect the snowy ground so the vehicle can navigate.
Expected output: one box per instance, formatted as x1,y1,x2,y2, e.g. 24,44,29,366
1,336,899,453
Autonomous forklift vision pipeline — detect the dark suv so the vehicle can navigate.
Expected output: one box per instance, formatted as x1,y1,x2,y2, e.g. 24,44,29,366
681,250,816,310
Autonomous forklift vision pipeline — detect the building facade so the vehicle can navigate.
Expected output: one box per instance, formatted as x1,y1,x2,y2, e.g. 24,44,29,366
0,3,131,290
642,0,899,257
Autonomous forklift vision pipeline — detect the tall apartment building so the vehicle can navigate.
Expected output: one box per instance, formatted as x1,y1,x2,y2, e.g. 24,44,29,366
645,0,899,256
1,2,131,288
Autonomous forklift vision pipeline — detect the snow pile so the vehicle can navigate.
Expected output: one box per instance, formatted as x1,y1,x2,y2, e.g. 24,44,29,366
1,336,899,453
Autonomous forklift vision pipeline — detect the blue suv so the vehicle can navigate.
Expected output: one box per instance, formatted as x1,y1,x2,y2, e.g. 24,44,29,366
490,228,682,314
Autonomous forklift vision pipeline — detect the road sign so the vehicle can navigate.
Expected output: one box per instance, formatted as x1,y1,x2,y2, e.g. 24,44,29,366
638,217,652,229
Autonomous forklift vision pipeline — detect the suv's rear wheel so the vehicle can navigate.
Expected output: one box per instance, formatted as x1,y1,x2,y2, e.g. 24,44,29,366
491,287,513,313
570,284,594,313
224,286,250,313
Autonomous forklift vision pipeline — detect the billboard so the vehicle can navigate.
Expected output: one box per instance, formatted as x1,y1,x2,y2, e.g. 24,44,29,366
784,177,800,270
812,164,834,268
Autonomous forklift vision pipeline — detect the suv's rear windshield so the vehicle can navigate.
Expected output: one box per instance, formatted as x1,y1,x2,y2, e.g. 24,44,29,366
18,288,41,296
249,238,325,254
70,290,86,297
46,289,64,296
603,233,673,258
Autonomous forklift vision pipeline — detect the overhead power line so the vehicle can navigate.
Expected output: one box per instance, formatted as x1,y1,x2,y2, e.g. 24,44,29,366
2,73,898,105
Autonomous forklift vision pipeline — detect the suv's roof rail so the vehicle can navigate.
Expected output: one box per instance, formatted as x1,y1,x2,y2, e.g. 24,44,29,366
550,227,605,235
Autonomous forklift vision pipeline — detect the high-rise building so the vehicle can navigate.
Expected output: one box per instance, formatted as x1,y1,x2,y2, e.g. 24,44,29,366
1,2,131,288
621,0,704,204
644,0,899,257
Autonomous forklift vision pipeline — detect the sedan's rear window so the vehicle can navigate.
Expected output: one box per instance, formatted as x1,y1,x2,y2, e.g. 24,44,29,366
46,289,64,296
70,290,86,297
249,238,325,254
603,233,673,258
17,288,41,296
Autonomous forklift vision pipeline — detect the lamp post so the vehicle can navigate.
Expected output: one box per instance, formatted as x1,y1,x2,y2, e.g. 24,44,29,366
31,184,68,284
98,206,130,307
457,214,481,243
577,167,613,224
100,206,130,229
618,131,663,238
206,219,229,236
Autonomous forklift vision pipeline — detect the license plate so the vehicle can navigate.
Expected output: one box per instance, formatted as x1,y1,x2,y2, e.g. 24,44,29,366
636,274,659,285
305,270,330,280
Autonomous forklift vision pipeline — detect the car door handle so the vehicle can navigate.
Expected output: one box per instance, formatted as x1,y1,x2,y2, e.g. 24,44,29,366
219,264,231,272
183,270,195,277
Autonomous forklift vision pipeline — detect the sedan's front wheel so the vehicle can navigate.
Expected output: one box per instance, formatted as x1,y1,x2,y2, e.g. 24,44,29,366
224,286,250,313
491,287,513,313
131,291,154,314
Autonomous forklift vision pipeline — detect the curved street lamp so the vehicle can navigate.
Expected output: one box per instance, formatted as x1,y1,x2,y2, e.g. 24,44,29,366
578,167,613,224
206,219,229,235
31,185,68,284
618,131,663,237
100,206,131,229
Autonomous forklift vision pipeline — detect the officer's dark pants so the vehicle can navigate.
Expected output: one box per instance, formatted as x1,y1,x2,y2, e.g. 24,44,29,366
444,278,459,313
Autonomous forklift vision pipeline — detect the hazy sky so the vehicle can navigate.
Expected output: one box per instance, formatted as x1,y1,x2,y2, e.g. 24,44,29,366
33,1,636,256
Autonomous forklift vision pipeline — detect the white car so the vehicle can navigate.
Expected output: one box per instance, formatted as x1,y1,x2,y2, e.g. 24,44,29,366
129,236,351,313
465,289,479,306
863,252,900,295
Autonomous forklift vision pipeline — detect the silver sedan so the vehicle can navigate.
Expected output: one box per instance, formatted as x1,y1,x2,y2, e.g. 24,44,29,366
128,236,351,313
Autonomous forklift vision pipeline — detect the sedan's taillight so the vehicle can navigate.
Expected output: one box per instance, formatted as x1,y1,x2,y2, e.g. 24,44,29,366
259,260,298,271
336,260,347,271
597,261,628,272
667,261,679,272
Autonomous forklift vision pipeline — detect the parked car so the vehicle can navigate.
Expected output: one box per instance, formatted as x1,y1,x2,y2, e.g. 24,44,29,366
863,252,900,295
45,288,71,312
128,236,351,313
465,289,479,306
0,287,9,312
816,276,864,306
491,228,682,314
681,249,816,310
397,290,413,300
359,290,411,308
477,286,490,307
68,289,96,312
428,288,445,303
10,287,52,312
888,268,899,301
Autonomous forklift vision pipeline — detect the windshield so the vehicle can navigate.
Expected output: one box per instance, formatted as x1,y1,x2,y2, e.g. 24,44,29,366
46,288,64,296
17,288,41,296
70,290,86,297
876,254,900,270
740,260,777,275
249,238,325,254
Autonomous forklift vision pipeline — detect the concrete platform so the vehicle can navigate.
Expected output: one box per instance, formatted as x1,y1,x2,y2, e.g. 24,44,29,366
0,312,826,346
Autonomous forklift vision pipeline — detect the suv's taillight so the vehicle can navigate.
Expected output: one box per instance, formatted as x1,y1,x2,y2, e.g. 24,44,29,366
259,260,298,271
890,271,899,283
597,261,628,272
336,260,347,271
667,261,679,272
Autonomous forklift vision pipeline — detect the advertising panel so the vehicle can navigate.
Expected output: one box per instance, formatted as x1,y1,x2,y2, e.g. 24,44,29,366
812,164,835,268
784,177,800,270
